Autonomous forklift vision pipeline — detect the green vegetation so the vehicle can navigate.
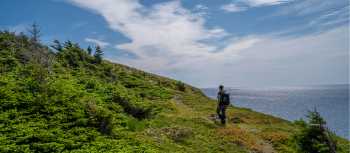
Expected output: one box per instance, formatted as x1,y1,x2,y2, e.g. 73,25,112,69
93,45,103,64
293,109,346,153
0,30,349,153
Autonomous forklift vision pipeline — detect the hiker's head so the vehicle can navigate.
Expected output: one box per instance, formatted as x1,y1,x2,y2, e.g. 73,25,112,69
219,85,224,90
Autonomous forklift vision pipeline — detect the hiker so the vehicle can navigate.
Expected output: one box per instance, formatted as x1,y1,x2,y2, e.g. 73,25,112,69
217,85,230,124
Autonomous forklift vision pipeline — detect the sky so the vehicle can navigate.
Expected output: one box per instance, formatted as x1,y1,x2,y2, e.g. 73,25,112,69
1,0,349,88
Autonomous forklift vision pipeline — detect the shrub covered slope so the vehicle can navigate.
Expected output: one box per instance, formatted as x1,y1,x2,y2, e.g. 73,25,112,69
0,31,349,153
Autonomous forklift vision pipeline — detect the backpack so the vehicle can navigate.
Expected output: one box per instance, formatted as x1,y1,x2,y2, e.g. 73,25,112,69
222,93,230,105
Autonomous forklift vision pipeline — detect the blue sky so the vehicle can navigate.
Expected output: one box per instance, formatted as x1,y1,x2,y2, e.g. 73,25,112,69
1,0,349,88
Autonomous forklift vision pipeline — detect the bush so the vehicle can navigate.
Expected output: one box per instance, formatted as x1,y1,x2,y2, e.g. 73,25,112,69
86,102,114,135
111,92,152,120
176,81,186,92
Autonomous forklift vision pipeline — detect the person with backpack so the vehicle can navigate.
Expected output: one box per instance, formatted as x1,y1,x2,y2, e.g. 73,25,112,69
217,85,230,124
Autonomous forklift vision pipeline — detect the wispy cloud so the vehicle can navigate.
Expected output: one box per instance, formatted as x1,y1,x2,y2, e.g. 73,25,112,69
220,3,247,12
220,0,292,13
266,0,349,35
308,5,349,28
85,38,110,48
193,4,210,17
276,0,348,16
243,0,291,7
194,4,208,11
72,21,88,29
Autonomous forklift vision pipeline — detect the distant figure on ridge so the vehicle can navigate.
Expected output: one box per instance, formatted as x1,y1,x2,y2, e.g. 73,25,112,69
217,85,230,124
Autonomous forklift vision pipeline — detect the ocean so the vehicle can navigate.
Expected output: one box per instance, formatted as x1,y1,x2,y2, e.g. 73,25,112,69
202,84,349,140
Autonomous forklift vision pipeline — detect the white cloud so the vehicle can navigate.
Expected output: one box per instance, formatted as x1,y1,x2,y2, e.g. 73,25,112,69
193,4,209,17
221,0,292,13
194,4,208,10
206,26,348,87
242,0,291,7
84,38,110,48
68,0,348,87
222,38,261,53
69,0,229,72
168,26,347,87
220,3,247,12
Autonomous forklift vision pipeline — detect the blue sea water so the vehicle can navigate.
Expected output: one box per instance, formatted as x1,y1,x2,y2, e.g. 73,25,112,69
202,84,349,140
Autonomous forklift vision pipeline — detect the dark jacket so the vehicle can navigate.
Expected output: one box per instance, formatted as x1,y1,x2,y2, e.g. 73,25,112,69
217,90,226,105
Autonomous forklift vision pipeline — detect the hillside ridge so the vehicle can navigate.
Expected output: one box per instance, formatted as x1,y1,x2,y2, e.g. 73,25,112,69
0,31,349,153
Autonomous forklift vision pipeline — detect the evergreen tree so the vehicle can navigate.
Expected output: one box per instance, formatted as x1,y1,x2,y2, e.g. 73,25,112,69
295,109,337,153
51,40,62,52
87,46,92,55
63,40,74,49
27,22,41,42
94,45,103,63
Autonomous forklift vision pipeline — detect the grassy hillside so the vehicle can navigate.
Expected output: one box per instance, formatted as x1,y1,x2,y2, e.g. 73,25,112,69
0,31,349,153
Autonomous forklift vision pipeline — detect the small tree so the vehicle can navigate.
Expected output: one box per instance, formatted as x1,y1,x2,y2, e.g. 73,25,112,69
307,109,326,126
51,40,62,52
94,45,103,64
294,109,337,153
27,22,41,42
63,40,74,49
87,46,92,55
